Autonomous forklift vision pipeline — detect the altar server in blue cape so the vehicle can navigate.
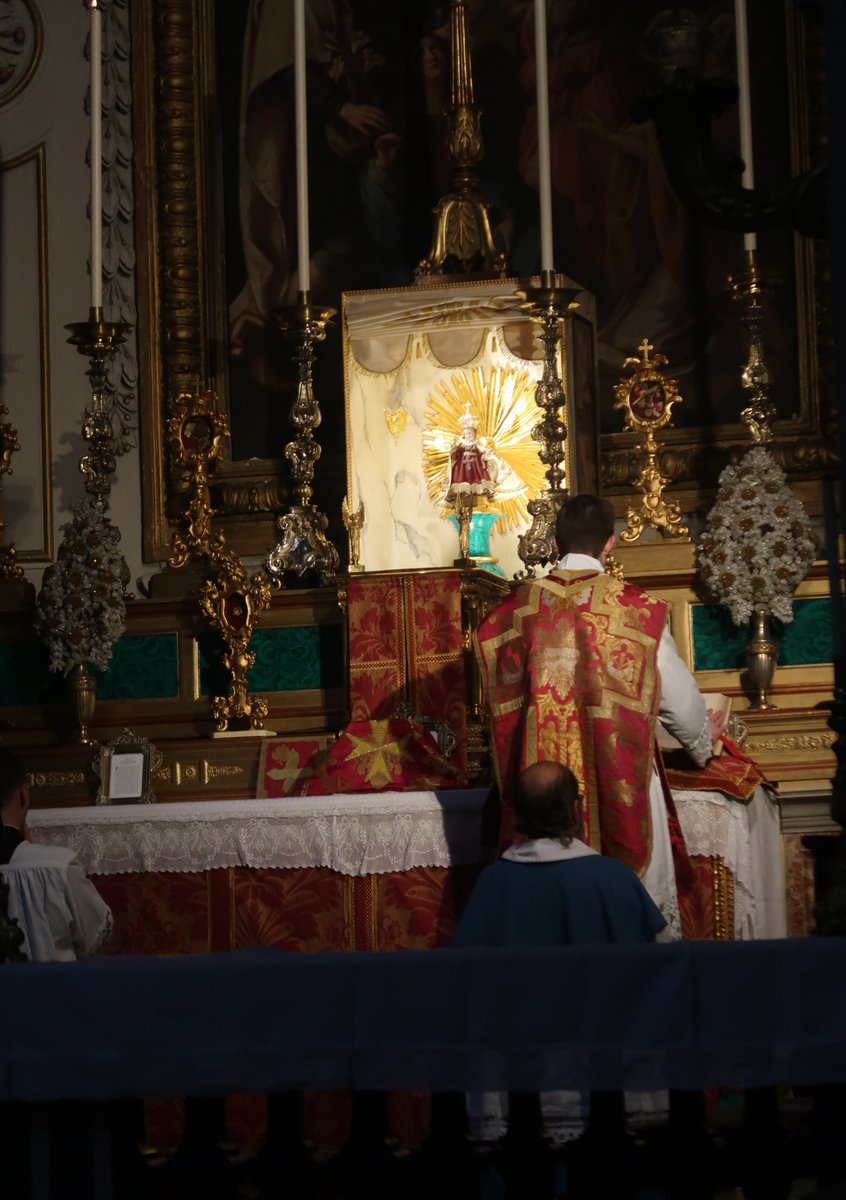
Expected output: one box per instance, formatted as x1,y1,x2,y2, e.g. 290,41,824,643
453,759,667,950
452,759,666,1144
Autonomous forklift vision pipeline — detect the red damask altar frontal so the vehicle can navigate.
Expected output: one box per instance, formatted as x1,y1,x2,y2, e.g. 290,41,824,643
28,796,487,938
94,861,479,958
28,794,488,1150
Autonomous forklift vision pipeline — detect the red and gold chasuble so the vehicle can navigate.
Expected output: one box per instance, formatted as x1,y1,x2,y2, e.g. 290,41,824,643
474,570,667,873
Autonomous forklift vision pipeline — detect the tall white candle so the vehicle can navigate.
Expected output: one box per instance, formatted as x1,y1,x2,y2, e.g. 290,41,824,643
294,0,310,294
89,0,103,310
734,0,756,253
533,0,554,274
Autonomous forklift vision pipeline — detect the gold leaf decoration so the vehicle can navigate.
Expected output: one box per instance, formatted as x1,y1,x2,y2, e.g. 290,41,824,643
384,405,408,443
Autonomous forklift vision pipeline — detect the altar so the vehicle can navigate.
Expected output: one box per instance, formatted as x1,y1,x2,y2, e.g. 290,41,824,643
26,790,491,956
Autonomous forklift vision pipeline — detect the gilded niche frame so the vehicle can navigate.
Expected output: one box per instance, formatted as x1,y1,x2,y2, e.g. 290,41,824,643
342,277,600,578
131,0,830,567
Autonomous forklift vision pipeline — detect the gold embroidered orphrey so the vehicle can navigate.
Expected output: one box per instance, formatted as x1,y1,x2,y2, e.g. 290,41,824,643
614,338,689,543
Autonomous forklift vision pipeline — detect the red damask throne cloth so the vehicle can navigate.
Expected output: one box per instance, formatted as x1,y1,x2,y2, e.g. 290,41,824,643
475,569,667,872
346,572,469,781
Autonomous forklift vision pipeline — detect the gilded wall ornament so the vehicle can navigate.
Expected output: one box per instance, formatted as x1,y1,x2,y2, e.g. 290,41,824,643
614,338,689,543
0,0,41,109
165,388,270,732
341,495,365,573
166,390,230,567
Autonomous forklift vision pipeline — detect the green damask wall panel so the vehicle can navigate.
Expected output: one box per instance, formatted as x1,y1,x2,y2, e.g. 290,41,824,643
779,598,833,666
0,642,63,706
692,606,747,672
0,634,179,707
692,599,832,671
94,635,180,701
197,625,343,696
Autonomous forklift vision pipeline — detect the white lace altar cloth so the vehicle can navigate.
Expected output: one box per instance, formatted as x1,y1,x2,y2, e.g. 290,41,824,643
27,791,489,878
672,784,786,940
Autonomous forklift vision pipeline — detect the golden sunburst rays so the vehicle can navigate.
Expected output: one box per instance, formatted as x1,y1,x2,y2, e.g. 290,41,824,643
421,366,547,530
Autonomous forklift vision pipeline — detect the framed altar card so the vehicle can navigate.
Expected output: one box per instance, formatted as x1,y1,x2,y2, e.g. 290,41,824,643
342,278,599,579
95,732,158,805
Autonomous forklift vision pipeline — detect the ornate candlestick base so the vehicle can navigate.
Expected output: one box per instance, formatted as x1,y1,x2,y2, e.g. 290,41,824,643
265,295,339,587
517,490,567,576
65,307,133,511
266,503,339,583
516,272,580,578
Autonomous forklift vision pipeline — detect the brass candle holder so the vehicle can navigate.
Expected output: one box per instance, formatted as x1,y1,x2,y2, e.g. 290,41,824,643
265,293,339,587
417,0,507,277
65,306,132,511
516,271,580,576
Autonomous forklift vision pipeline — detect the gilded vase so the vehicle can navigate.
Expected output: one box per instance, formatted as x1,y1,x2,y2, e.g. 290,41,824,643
745,609,778,711
66,662,97,744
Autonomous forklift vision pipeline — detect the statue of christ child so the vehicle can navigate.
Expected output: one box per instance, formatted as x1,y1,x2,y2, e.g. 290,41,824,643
445,414,498,504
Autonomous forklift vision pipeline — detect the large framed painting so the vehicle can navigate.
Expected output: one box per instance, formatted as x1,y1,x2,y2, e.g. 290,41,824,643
131,0,827,565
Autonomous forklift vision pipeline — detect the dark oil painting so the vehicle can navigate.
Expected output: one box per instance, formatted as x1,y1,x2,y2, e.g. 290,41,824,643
212,0,803,474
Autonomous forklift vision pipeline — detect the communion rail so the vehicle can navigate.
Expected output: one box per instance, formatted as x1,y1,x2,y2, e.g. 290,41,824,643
2,939,846,1199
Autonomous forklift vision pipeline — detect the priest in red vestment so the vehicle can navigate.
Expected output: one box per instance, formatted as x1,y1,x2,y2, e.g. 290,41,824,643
474,494,724,938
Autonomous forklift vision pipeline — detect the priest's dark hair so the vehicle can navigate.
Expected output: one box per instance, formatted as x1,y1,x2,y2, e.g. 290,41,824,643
514,761,582,844
555,493,615,559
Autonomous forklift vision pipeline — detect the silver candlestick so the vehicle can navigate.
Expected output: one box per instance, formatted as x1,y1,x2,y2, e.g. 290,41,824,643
265,293,339,587
516,272,580,576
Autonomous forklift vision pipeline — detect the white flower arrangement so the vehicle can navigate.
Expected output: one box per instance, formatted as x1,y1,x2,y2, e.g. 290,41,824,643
35,499,127,674
697,445,816,626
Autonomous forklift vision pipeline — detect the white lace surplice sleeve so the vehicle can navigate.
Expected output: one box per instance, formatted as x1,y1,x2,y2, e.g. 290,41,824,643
656,624,712,767
66,858,113,958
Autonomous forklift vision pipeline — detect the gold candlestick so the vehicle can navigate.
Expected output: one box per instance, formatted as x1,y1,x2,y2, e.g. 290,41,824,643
417,0,507,277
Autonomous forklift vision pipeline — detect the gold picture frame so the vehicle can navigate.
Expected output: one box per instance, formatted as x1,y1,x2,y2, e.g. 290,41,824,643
130,1,828,565
93,730,161,806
